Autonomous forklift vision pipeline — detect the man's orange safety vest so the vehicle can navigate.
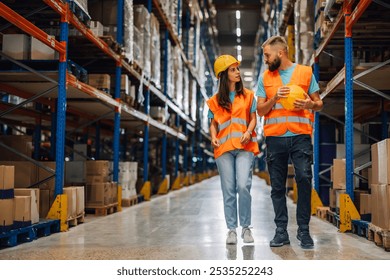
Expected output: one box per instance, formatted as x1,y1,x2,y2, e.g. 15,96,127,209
263,65,314,136
207,89,260,159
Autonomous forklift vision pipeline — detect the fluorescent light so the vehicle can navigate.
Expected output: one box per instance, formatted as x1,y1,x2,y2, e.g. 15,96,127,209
237,45,242,51
236,28,241,37
237,54,242,61
244,71,253,76
236,10,241,19
244,77,253,82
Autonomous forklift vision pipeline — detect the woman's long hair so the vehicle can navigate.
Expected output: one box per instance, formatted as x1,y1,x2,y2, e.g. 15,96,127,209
217,68,244,112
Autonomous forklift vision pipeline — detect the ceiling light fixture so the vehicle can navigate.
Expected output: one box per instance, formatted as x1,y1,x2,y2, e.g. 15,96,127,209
235,10,241,20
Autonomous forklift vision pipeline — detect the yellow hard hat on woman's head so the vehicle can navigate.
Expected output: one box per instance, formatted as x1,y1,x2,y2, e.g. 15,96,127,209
214,55,240,78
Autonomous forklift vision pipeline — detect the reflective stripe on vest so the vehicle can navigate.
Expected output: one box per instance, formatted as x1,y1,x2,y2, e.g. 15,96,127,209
265,116,313,126
219,132,258,145
218,117,248,131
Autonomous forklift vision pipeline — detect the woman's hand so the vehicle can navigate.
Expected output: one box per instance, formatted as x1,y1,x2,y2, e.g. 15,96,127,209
240,131,251,145
211,137,221,148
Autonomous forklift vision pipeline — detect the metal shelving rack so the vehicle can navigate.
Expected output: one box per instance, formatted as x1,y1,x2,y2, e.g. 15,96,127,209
0,0,215,216
313,0,390,232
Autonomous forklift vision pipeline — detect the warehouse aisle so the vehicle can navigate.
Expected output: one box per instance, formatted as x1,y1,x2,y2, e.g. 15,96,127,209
0,176,389,260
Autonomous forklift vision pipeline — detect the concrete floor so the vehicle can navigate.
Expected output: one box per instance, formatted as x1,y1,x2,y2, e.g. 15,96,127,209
0,175,389,260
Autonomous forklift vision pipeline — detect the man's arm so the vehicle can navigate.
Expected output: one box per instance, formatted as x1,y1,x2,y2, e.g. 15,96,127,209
294,91,323,111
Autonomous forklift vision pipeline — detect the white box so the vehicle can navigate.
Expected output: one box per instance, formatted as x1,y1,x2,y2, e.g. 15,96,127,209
2,34,30,60
31,36,57,60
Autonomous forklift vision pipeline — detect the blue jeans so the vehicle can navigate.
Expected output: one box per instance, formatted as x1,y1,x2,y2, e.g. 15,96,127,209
265,135,313,229
215,150,255,230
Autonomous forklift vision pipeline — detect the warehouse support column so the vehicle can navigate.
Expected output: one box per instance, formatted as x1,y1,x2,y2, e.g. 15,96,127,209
158,29,169,195
183,124,189,186
311,58,323,215
47,6,69,232
172,114,182,190
340,2,361,232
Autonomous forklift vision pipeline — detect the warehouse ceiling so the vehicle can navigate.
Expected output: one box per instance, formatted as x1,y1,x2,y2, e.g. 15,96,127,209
213,0,263,82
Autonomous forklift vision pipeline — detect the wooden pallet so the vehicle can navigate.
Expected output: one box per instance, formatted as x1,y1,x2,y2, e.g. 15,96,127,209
351,219,370,238
67,213,85,227
326,209,340,228
121,195,138,207
368,223,390,251
316,206,330,220
0,219,60,248
86,203,119,216
99,36,122,53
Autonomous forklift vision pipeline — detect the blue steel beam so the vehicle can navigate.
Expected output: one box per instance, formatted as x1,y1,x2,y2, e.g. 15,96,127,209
112,0,124,183
175,114,180,177
313,61,320,192
54,18,68,197
161,29,169,178
345,9,354,200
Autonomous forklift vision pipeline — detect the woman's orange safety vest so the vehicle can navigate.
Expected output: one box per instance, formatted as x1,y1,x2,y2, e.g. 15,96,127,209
263,65,314,136
207,89,260,159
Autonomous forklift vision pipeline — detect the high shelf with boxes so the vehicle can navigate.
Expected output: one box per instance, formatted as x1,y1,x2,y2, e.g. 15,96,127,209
0,0,214,215
0,0,183,235
312,0,390,234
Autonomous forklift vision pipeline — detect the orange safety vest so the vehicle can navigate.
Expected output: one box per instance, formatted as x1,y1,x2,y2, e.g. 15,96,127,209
207,88,260,159
263,64,314,136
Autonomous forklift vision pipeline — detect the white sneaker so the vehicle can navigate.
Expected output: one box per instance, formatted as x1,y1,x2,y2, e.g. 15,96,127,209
226,229,237,244
242,227,254,243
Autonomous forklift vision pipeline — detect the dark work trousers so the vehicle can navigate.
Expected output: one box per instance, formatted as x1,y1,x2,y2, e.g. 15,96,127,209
265,134,313,229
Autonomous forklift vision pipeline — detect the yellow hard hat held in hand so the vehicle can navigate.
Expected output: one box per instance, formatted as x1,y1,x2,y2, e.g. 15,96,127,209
214,55,240,78
279,84,306,111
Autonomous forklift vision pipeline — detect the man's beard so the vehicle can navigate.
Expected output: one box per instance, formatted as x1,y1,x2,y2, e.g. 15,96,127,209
268,57,281,72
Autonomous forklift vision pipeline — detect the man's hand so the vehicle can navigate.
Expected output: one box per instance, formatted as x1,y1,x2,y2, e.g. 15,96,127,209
294,92,313,110
273,86,290,102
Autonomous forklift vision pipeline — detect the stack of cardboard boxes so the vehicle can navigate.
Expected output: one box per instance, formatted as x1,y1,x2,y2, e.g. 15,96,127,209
85,161,118,208
371,139,390,230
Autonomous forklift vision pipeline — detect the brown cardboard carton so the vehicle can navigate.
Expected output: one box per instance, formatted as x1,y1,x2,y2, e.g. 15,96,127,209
85,160,109,176
371,139,390,185
329,188,337,209
14,196,31,223
74,186,85,215
39,189,50,218
86,183,109,207
0,161,38,188
14,188,40,224
332,159,346,189
0,165,14,190
63,187,77,220
371,184,380,226
0,199,14,229
359,193,371,215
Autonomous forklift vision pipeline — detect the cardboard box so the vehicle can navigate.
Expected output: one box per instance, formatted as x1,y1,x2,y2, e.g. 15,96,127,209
2,34,30,60
13,196,31,225
85,160,109,176
31,36,57,60
0,161,38,188
74,186,85,215
0,198,14,230
329,188,337,209
39,189,51,218
14,188,39,224
90,21,104,37
63,187,77,219
0,165,14,191
371,139,390,185
88,74,111,92
370,184,390,229
359,193,371,215
86,183,110,207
